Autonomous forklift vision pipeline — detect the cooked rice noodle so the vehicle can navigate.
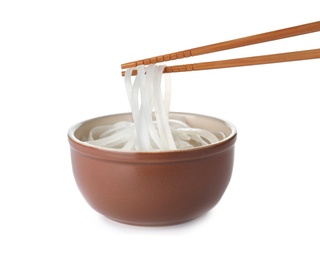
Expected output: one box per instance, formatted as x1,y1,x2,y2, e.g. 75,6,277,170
84,65,223,151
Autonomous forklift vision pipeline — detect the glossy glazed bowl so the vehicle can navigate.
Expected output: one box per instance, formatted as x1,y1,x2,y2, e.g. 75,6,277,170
68,112,237,226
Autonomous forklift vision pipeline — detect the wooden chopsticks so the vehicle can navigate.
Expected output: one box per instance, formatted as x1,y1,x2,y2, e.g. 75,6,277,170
121,21,320,76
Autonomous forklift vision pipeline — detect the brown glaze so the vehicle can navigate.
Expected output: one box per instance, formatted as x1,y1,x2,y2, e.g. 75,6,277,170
68,112,237,226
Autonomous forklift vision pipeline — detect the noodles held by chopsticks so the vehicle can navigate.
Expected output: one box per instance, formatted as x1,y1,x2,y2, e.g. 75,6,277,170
83,65,223,151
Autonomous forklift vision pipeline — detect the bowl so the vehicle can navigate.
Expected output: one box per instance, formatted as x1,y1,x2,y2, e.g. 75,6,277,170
68,112,237,226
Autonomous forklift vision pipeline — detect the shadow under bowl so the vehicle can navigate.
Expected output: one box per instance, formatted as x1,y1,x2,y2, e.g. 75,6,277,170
68,112,237,226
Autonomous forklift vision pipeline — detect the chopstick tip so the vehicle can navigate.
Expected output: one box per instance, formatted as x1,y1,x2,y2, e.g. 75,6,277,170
121,62,137,69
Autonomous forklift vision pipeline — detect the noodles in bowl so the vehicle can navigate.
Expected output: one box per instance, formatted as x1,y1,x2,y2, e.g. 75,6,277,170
68,65,237,226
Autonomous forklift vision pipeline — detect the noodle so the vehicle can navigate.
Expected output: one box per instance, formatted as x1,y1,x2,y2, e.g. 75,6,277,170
83,65,223,151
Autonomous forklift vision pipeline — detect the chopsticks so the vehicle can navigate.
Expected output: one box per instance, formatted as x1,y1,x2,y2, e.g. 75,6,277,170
121,21,320,76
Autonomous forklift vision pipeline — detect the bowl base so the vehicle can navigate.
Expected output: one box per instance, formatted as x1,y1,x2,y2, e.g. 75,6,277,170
105,215,203,227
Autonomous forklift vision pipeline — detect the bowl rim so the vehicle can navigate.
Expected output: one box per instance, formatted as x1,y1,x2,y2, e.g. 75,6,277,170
68,112,237,158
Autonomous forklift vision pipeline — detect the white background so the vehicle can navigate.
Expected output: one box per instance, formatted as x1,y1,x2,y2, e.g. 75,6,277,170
1,1,319,259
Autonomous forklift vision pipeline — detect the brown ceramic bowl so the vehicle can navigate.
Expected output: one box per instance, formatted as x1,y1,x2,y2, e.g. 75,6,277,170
68,112,237,226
